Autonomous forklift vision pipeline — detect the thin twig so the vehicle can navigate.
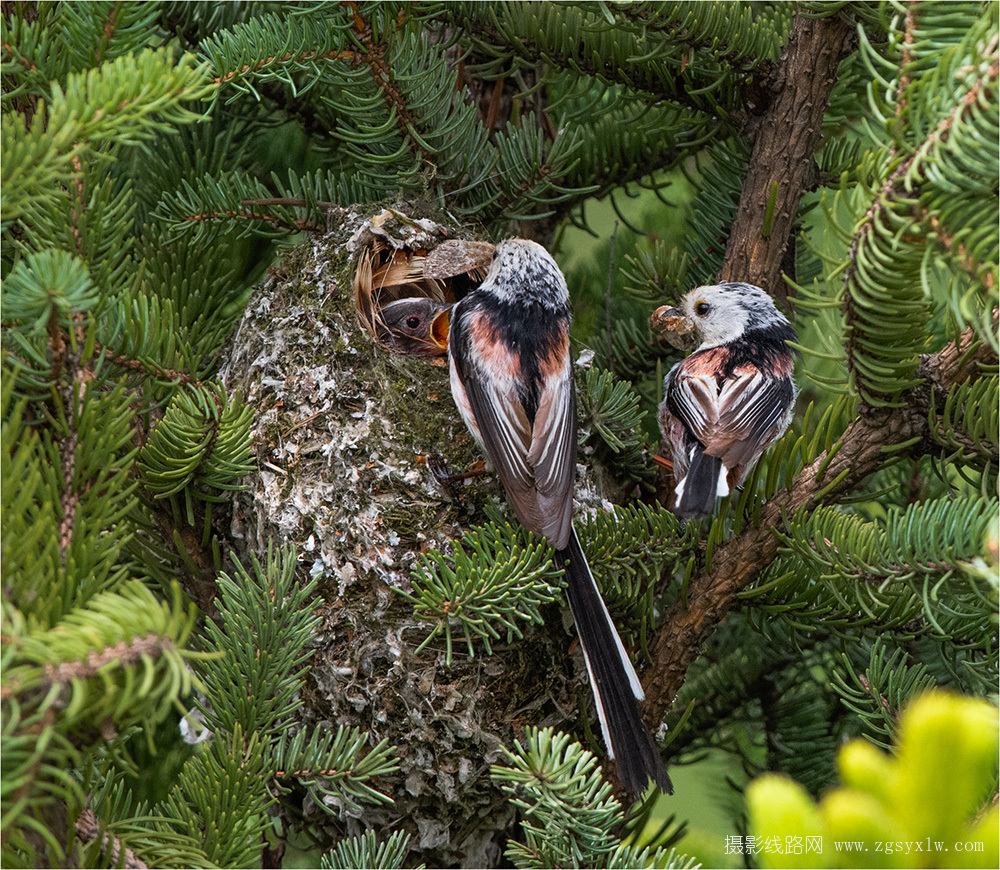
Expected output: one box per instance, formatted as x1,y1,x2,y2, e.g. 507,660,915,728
241,197,342,210
605,220,618,366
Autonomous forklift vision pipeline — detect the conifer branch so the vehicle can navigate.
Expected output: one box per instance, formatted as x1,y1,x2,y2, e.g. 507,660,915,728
842,50,999,373
642,324,997,723
347,3,429,164
100,347,199,386
444,4,748,119
46,304,67,385
610,3,775,66
1,39,38,71
861,47,997,210
176,208,323,233
241,196,342,210
94,2,120,65
75,807,146,870
717,10,857,300
890,1,919,137
213,48,362,84
920,207,996,292
55,313,92,567
40,634,176,689
57,427,78,558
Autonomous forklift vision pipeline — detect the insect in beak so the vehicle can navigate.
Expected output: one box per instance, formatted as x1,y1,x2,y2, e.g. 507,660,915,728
650,304,697,350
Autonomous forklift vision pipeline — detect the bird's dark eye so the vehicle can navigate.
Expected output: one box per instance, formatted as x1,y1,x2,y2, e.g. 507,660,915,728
695,301,711,316
406,315,421,329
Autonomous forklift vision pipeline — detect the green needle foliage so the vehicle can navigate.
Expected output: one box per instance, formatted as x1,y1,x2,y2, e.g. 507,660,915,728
400,521,565,665
203,549,397,811
321,830,423,870
829,639,937,750
491,727,698,869
402,505,690,669
2,1,997,866
492,727,623,868
836,3,999,403
578,366,657,491
578,503,692,654
85,548,396,868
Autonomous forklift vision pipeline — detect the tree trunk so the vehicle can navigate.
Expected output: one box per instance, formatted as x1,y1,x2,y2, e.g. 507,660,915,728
719,11,856,302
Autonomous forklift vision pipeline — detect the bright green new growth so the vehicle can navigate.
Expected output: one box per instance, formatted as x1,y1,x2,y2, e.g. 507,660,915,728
747,691,999,869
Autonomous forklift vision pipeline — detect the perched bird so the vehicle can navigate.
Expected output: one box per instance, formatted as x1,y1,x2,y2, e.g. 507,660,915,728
376,297,451,358
448,239,671,794
656,282,798,519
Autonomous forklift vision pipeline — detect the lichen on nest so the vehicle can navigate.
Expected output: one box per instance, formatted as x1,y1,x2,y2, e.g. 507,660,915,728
224,206,580,867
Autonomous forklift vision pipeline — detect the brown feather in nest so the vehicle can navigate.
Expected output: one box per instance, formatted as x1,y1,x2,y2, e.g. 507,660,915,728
354,237,494,357
423,239,495,280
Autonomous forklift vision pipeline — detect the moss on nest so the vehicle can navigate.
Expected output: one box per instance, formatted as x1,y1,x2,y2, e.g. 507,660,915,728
222,205,619,867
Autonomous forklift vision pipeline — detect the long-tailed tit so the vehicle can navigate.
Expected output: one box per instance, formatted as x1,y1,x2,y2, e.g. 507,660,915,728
448,239,671,793
655,282,797,519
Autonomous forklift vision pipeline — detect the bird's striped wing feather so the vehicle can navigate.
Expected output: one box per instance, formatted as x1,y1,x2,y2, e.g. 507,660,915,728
670,368,792,468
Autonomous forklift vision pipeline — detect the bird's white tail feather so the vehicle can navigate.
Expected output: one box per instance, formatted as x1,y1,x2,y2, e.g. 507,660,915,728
561,529,672,793
573,538,644,701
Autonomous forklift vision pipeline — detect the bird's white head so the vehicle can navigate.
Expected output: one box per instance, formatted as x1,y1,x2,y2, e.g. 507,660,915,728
679,282,790,349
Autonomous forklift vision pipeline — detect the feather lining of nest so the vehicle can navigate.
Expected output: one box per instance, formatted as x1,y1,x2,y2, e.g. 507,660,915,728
354,238,494,354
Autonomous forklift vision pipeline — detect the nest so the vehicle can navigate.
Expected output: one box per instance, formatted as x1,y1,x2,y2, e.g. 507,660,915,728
352,215,494,360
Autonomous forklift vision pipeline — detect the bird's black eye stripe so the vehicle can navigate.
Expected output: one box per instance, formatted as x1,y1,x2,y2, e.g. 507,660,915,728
695,301,711,316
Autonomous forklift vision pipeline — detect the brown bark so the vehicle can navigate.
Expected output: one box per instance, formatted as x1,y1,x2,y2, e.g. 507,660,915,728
641,327,996,723
718,11,856,302
75,808,147,870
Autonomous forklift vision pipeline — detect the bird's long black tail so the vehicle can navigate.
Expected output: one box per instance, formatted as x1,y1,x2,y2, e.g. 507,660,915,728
675,445,725,518
559,529,672,794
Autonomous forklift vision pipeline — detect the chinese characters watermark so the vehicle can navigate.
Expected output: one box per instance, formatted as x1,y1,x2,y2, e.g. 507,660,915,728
724,835,824,855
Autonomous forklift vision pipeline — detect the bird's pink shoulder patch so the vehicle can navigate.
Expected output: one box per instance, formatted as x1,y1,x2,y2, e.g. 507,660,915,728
538,328,570,379
467,311,521,378
680,347,727,377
